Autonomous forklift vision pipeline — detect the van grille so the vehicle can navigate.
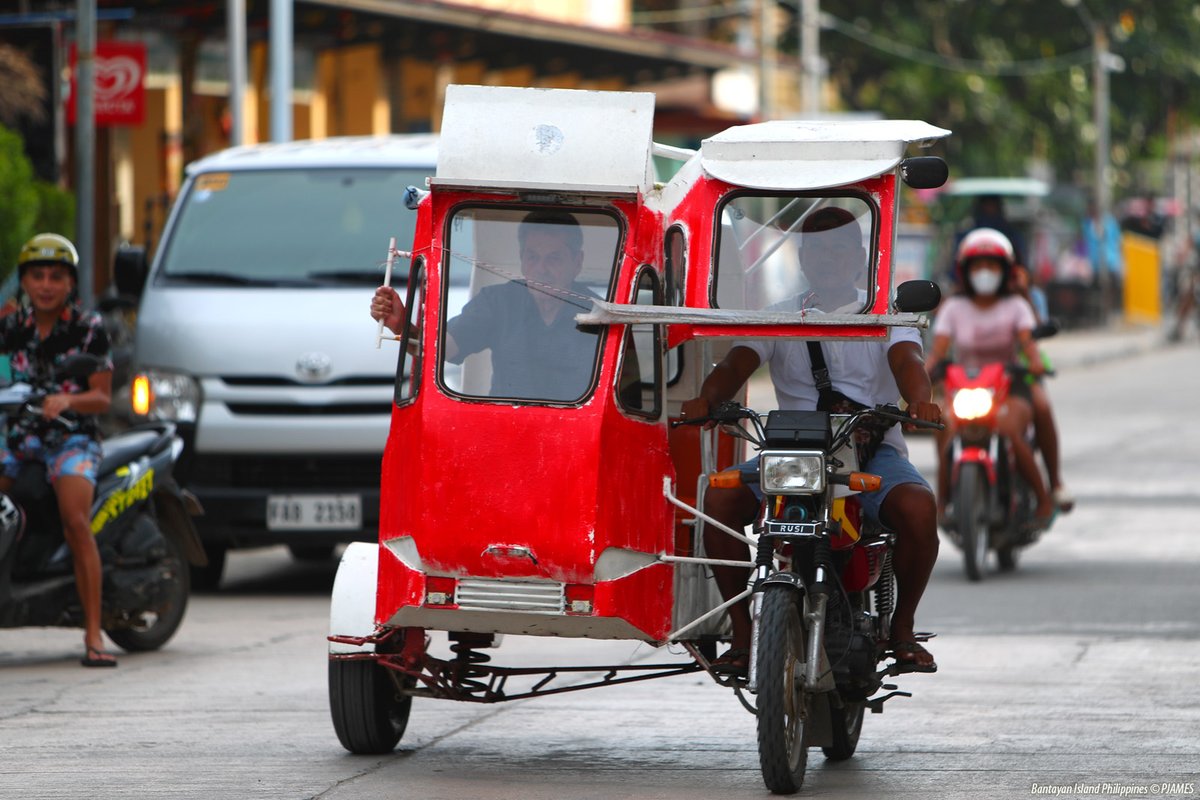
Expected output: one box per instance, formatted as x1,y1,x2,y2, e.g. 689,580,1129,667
455,579,565,614
224,403,391,416
220,375,393,387
189,454,380,489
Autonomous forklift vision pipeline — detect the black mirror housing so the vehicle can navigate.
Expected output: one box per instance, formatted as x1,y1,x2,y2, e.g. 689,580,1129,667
900,156,949,189
893,279,941,313
113,244,148,298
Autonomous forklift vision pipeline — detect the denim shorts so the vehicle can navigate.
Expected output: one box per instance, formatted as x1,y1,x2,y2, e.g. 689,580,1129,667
736,444,930,524
1,433,103,485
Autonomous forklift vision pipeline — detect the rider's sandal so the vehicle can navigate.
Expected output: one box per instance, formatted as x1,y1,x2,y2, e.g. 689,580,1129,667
1053,486,1076,514
80,646,118,668
889,641,937,673
709,648,749,678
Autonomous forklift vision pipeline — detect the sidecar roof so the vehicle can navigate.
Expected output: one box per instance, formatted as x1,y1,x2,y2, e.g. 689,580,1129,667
699,119,950,190
433,84,656,197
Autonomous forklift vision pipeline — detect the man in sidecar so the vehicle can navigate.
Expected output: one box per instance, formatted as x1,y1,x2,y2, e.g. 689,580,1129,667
681,208,943,676
371,210,601,402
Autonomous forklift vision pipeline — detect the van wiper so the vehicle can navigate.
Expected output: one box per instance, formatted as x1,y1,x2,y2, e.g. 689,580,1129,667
164,271,317,287
306,269,402,285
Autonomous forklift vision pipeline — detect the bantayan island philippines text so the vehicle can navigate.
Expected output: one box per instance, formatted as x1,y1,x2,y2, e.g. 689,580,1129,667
1030,783,1196,797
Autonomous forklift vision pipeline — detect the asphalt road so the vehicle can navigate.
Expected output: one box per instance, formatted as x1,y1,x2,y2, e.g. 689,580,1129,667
1,336,1197,800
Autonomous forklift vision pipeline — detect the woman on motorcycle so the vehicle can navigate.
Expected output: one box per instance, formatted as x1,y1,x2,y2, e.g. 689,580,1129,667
0,234,114,667
924,228,1056,530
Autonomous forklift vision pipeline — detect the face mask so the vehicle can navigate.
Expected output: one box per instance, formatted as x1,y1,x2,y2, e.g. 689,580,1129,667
969,268,1003,296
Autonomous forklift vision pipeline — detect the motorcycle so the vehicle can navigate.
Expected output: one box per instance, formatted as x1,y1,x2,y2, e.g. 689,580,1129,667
680,400,943,794
0,354,205,652
937,323,1058,581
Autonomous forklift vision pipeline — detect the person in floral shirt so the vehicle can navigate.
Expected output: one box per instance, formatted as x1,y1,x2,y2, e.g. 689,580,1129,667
1,233,114,666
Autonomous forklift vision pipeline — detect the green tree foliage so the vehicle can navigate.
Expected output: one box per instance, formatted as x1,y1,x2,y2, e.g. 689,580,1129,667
774,0,1200,188
0,124,38,282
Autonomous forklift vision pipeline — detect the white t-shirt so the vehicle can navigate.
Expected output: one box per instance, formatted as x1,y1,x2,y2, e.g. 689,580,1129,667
741,324,923,457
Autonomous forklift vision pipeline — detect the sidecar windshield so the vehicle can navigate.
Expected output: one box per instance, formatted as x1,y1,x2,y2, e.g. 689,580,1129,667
439,206,621,404
714,194,875,314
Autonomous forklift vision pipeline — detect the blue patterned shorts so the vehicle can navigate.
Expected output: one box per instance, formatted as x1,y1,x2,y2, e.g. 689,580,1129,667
1,433,103,485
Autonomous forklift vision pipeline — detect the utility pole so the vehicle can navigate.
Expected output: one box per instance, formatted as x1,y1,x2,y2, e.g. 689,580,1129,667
801,0,820,116
227,0,246,147
269,0,292,142
758,0,771,121
75,0,95,306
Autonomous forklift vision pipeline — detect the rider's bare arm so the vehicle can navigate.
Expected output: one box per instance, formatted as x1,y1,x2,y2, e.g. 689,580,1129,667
43,370,113,420
1015,329,1045,377
923,333,952,378
888,340,942,424
680,346,761,426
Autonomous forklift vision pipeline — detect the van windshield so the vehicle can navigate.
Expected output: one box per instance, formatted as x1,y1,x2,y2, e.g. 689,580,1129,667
156,168,440,287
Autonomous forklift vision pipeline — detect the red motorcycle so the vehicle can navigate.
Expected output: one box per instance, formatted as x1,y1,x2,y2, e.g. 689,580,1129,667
938,342,1053,581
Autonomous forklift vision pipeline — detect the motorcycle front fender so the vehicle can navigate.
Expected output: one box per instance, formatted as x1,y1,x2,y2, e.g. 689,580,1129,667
952,446,997,486
151,481,207,567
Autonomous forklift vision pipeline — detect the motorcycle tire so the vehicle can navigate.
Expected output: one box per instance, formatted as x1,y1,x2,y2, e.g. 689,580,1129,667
329,658,412,755
997,544,1019,572
756,585,811,795
189,542,227,592
954,463,990,582
105,520,190,652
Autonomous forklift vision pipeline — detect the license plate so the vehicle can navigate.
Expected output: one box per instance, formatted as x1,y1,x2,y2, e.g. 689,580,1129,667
266,494,361,530
764,521,820,536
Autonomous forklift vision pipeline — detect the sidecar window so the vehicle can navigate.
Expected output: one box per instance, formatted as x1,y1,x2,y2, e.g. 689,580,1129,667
439,206,620,404
714,194,874,314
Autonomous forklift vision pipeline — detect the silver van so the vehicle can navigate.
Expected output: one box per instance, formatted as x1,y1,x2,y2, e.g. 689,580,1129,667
117,135,449,588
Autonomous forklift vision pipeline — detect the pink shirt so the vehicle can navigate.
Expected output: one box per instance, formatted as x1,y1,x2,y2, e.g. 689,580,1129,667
933,295,1035,368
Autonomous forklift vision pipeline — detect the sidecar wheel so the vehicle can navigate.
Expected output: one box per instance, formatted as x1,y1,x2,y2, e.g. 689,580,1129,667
955,463,989,582
105,527,190,652
329,658,411,754
756,585,810,794
822,696,864,761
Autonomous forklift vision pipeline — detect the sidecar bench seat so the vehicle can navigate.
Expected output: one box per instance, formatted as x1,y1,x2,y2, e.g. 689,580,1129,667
99,428,172,476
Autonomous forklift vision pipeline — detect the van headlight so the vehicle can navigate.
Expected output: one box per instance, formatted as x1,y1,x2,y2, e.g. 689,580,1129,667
760,451,825,494
131,369,200,422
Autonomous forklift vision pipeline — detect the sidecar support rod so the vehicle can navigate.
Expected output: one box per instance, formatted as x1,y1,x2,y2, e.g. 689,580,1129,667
362,654,704,703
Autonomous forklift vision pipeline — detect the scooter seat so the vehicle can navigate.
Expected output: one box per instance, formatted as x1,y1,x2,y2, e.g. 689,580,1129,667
99,429,171,476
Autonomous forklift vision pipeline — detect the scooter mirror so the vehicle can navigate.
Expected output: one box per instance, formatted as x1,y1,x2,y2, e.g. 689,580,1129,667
893,280,941,313
899,156,949,189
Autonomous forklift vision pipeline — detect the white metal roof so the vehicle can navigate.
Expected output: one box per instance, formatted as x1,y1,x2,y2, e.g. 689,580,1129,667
699,119,951,190
184,134,440,175
432,85,656,196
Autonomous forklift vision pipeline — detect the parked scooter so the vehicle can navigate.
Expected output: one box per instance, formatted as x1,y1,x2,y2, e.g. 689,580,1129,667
937,323,1058,581
0,355,205,651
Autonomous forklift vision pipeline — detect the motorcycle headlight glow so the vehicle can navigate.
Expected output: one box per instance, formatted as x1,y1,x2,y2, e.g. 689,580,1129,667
131,369,200,422
760,451,825,494
951,387,995,421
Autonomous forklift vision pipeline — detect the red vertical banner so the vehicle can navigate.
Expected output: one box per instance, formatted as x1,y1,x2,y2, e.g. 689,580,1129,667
68,41,147,126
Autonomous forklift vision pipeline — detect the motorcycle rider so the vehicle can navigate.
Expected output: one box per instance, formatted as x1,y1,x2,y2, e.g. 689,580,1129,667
0,234,115,667
681,207,944,674
924,227,1059,530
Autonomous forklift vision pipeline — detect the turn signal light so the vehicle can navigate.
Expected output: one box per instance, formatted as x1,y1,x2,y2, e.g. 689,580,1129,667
847,473,882,492
709,470,743,489
131,374,152,416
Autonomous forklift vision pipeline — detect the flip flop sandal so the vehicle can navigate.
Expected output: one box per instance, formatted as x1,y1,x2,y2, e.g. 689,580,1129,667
81,647,118,668
890,640,937,673
709,648,749,677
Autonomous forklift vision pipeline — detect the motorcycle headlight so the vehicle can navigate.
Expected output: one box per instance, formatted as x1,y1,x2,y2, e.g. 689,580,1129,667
130,369,200,422
760,451,825,494
951,387,994,421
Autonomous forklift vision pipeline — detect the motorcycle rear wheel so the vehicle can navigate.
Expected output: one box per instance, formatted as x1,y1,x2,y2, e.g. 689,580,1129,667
105,522,191,652
955,463,990,582
756,585,811,795
822,696,864,761
329,658,412,754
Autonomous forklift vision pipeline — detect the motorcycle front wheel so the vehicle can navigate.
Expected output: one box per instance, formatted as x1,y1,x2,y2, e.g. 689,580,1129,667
954,462,990,582
756,585,811,795
105,520,190,652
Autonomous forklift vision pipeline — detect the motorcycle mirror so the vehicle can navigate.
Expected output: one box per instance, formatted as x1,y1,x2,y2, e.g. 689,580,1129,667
899,156,949,189
1033,318,1061,340
893,280,941,313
